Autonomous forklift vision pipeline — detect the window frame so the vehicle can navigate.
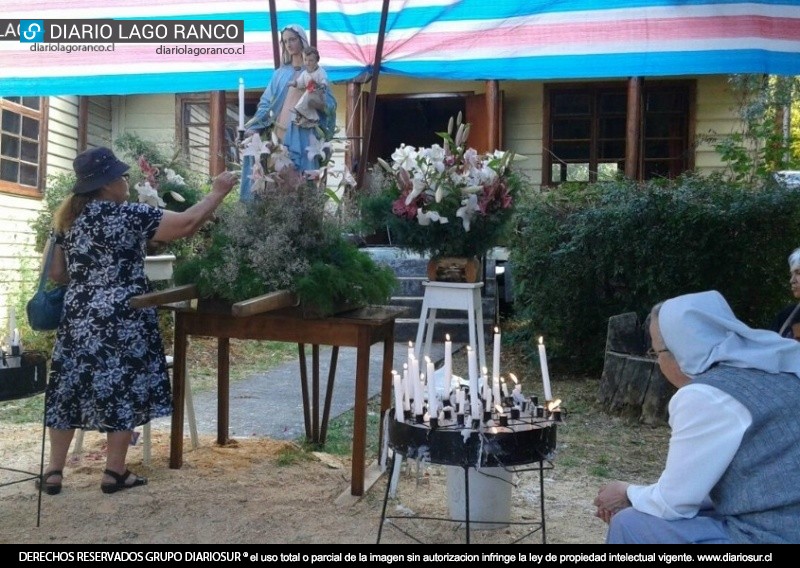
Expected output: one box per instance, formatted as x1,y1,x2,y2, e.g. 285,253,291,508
0,97,49,198
177,93,251,177
543,80,694,186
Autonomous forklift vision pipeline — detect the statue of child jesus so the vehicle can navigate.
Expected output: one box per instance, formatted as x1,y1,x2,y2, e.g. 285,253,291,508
289,46,328,128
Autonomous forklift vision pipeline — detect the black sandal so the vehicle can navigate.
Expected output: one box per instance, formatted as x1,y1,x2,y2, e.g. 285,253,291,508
100,469,148,494
35,470,63,495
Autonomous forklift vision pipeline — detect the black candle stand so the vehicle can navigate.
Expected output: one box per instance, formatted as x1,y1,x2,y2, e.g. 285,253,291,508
377,408,557,544
0,351,48,527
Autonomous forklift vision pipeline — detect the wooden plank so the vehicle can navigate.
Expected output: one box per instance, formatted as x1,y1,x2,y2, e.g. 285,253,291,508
130,284,199,308
230,289,298,317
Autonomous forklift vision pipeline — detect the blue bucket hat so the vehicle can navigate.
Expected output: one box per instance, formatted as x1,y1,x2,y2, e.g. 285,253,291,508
72,147,130,194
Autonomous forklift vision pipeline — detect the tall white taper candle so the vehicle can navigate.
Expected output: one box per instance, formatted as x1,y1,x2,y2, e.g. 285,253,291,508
468,346,480,419
538,336,553,401
492,326,501,380
238,78,245,131
392,371,404,422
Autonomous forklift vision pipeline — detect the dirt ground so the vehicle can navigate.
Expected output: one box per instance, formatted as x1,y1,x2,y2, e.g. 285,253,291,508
0,378,670,545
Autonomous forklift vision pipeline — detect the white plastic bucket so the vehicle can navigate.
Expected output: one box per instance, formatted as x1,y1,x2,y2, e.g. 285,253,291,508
446,465,512,529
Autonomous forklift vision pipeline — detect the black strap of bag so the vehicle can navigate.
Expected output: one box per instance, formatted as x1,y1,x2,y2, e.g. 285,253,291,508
37,232,57,294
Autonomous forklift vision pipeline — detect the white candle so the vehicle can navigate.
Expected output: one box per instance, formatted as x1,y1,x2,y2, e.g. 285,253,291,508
500,377,508,399
392,372,404,423
444,334,452,386
409,355,419,400
467,346,480,419
538,336,553,401
482,366,491,407
238,77,245,131
492,374,501,408
12,328,19,347
413,379,424,416
456,388,465,414
425,356,437,416
492,326,501,380
402,363,412,410
407,340,414,362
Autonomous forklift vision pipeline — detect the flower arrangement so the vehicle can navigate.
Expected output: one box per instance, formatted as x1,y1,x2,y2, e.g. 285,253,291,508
115,133,203,212
358,115,524,259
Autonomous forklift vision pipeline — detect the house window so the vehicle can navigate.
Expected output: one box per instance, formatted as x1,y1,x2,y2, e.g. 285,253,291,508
544,81,692,184
0,96,47,196
178,94,250,176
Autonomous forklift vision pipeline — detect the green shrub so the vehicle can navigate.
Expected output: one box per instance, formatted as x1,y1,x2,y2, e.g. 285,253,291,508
508,173,800,373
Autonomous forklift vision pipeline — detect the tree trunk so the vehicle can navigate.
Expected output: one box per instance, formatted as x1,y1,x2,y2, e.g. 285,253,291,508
598,312,675,425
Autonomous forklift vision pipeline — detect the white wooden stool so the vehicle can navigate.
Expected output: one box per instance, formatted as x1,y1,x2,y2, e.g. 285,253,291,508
414,281,487,371
388,281,488,497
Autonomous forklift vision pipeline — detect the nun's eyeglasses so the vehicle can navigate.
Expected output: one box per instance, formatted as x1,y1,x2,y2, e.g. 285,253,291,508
646,347,670,357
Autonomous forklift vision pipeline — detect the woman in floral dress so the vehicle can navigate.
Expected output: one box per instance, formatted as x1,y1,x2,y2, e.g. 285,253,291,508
39,147,237,495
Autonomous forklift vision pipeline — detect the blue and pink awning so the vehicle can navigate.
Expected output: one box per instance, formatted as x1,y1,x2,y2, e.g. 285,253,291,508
2,0,799,96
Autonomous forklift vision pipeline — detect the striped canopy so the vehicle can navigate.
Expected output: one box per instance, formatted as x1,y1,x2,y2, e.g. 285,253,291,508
2,0,799,96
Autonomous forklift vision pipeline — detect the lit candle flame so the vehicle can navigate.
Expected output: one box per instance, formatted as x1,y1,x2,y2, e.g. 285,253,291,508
495,404,503,414
547,399,562,412
445,333,450,341
509,373,518,384
538,336,544,345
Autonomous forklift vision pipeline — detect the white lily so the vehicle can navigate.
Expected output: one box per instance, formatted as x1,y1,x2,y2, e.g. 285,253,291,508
163,168,186,186
242,133,271,158
270,147,294,172
456,194,479,231
416,209,449,226
391,144,417,171
306,133,331,163
404,176,427,206
434,183,444,203
135,181,165,208
376,157,393,173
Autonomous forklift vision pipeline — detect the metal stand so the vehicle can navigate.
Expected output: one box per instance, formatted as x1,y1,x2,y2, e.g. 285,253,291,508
377,409,556,544
0,352,48,527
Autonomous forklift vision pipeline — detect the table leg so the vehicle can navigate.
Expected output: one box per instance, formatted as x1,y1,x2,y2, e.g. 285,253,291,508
319,346,339,444
217,337,230,445
312,344,320,443
170,313,187,469
351,326,371,495
297,343,311,440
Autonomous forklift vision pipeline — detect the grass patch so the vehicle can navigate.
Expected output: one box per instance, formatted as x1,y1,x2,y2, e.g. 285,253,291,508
0,394,45,424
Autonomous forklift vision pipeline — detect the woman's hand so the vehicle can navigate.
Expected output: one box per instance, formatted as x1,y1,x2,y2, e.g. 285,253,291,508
211,171,239,197
593,480,632,524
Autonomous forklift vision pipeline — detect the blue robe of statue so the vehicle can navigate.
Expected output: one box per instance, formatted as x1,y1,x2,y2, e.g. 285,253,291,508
240,64,337,201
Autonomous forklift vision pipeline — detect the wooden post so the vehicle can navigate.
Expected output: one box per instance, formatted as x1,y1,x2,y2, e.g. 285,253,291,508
486,80,500,151
209,90,227,176
625,77,642,180
355,0,391,191
268,0,280,69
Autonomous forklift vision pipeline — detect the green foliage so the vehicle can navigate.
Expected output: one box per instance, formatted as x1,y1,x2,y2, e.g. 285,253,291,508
508,173,800,373
173,168,396,316
30,171,73,252
295,239,397,316
700,74,800,184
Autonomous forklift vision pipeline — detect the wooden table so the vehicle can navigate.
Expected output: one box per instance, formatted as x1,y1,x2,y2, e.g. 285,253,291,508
169,304,406,496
